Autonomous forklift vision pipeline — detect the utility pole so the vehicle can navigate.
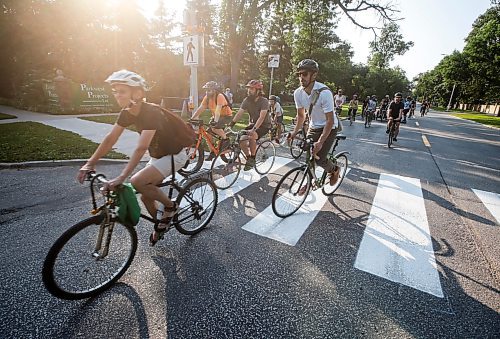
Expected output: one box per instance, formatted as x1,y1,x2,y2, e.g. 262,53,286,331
446,83,456,111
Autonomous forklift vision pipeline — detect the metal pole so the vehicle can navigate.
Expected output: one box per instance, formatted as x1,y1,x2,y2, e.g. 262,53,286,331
191,65,198,110
446,83,456,111
269,67,274,97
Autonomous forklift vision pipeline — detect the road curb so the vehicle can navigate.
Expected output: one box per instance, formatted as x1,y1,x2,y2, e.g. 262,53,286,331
0,158,147,170
447,113,500,130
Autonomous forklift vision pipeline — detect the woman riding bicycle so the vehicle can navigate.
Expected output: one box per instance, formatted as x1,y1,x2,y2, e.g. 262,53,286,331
191,81,232,160
77,70,195,246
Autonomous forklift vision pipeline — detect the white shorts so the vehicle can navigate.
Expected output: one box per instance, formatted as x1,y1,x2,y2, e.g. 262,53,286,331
147,148,190,178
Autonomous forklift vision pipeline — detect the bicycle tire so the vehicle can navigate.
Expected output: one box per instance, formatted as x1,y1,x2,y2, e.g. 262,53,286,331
322,154,348,196
210,147,241,190
174,177,218,235
255,140,276,175
272,166,312,218
388,128,394,148
42,214,137,300
290,131,304,159
179,146,204,175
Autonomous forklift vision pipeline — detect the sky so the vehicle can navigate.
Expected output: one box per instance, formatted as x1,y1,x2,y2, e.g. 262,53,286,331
140,0,494,80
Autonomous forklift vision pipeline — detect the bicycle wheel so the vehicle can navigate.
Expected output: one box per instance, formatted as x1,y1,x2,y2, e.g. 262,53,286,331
210,147,241,190
42,214,137,300
290,131,305,159
174,177,218,235
272,166,312,218
179,146,204,175
322,154,348,196
255,140,276,175
388,129,393,148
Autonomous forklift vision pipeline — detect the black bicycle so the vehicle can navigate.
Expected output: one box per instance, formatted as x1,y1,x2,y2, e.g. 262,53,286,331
272,135,349,218
42,163,218,300
387,118,399,148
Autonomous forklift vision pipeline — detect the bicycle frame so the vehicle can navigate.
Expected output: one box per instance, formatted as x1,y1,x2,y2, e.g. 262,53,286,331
191,122,221,156
302,137,346,189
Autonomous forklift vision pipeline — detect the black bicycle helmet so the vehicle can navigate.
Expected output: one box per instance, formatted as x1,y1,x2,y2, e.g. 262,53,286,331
297,59,319,72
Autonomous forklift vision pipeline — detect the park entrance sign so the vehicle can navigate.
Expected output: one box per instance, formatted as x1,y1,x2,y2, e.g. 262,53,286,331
43,82,119,113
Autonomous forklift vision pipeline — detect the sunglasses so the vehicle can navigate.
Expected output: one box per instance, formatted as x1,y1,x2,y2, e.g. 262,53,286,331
111,89,129,95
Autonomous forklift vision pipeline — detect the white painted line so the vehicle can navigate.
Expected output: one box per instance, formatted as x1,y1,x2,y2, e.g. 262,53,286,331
216,156,294,203
472,189,500,225
242,167,351,246
354,173,444,298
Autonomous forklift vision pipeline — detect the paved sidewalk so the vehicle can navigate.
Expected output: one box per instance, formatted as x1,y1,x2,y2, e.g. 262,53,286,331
0,105,147,161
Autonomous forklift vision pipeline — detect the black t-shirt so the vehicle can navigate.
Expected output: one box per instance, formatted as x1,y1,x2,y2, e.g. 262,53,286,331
388,101,404,118
240,96,271,128
116,102,184,157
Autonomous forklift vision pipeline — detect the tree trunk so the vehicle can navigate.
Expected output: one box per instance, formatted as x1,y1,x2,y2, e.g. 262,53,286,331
230,49,242,96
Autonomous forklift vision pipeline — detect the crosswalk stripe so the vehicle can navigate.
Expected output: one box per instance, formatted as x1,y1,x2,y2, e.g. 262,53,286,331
472,189,500,225
216,156,294,203
354,173,444,298
242,168,351,246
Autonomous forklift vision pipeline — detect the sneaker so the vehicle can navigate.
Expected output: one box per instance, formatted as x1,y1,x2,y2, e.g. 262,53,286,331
219,138,230,150
386,129,389,134
205,152,216,161
393,137,397,142
329,166,340,186
243,156,255,171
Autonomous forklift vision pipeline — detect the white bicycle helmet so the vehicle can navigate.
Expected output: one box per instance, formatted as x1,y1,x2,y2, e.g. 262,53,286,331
105,70,149,90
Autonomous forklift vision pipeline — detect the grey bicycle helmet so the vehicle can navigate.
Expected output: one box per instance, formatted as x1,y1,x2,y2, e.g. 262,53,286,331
394,92,403,97
202,81,220,90
105,70,149,90
297,59,319,72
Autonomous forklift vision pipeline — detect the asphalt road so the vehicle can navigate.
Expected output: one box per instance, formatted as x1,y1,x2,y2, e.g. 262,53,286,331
0,110,498,338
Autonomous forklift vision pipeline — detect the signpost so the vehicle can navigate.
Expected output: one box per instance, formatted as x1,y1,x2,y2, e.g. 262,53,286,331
267,54,280,97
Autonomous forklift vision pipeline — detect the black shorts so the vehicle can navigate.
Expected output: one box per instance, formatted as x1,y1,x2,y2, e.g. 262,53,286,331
403,109,410,114
246,124,270,139
275,115,283,124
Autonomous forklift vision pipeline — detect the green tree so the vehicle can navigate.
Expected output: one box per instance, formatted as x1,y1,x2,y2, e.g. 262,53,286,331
368,22,414,69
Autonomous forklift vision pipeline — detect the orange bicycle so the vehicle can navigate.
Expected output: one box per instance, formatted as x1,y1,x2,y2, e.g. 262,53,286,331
179,119,232,175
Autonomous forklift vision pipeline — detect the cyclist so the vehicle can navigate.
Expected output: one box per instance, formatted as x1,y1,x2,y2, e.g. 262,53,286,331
386,92,404,141
378,95,390,120
191,81,232,159
269,95,284,143
361,95,370,118
366,95,377,122
409,97,416,119
229,79,271,171
76,70,195,246
402,96,411,123
289,59,340,190
420,99,429,116
334,88,345,116
347,94,359,125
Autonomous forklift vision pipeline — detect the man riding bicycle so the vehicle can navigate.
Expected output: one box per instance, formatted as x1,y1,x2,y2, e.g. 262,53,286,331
191,81,232,160
386,92,404,141
77,70,195,246
289,59,340,189
229,79,271,171
269,95,284,143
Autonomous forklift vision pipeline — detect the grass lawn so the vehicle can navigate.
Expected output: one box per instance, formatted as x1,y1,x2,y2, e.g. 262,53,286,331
0,122,127,162
0,112,17,120
451,112,500,128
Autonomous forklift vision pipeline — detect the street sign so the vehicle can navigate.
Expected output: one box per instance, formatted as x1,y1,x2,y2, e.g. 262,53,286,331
184,35,199,66
268,54,280,68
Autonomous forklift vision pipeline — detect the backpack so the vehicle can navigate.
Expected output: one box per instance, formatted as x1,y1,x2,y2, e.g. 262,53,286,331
212,91,233,110
160,106,196,148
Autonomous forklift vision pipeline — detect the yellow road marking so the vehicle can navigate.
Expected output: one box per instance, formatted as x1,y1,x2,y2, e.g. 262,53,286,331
422,135,431,147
